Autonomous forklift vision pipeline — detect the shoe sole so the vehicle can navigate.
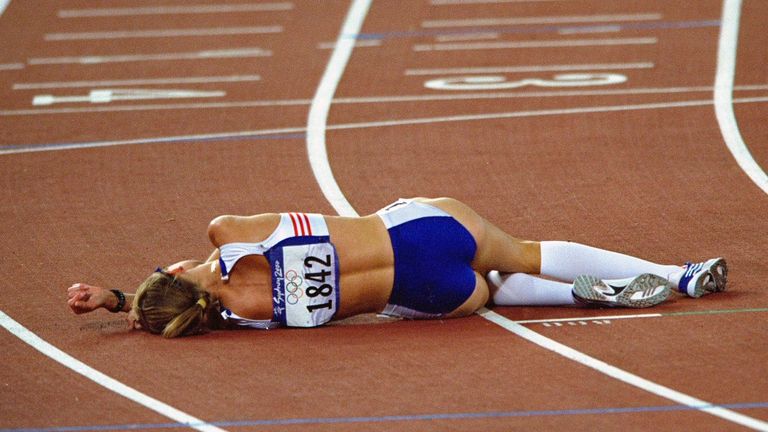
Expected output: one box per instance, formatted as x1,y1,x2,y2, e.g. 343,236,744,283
689,258,728,298
573,274,671,308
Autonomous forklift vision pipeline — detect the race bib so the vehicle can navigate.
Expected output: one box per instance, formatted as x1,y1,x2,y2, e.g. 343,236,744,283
271,240,339,327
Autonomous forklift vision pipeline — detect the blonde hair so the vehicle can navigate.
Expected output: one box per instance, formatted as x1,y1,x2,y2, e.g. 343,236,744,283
133,272,221,338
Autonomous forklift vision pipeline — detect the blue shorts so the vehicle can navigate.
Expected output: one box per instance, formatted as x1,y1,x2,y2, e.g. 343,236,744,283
377,199,478,318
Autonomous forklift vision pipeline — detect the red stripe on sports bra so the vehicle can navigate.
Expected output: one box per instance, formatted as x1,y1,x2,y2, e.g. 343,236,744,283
302,213,312,235
294,212,307,236
289,213,299,236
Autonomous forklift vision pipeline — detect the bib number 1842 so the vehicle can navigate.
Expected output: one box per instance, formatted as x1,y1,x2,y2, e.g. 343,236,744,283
304,254,334,312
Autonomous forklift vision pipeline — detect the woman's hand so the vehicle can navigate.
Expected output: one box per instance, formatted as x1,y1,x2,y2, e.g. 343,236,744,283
67,283,113,314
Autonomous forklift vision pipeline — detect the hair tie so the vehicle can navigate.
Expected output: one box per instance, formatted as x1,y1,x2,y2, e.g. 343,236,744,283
196,297,208,309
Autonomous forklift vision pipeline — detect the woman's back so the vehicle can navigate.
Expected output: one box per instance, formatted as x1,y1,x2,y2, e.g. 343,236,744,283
209,213,395,322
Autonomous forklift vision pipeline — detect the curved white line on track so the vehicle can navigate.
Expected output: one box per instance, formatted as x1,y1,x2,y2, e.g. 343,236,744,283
0,311,227,432
715,0,768,195
306,1,768,430
306,0,371,216
0,3,220,429
480,309,768,430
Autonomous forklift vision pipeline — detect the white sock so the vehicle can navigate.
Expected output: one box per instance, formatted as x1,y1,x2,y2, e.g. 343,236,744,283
489,272,576,306
540,241,683,284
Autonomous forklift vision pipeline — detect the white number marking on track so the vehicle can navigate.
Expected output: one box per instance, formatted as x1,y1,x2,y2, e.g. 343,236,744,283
32,89,226,106
425,73,627,90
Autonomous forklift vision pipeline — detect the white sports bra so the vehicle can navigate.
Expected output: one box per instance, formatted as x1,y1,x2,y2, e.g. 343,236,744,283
217,213,339,329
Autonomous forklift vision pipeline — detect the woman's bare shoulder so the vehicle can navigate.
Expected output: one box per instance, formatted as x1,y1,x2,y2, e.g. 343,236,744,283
207,213,281,246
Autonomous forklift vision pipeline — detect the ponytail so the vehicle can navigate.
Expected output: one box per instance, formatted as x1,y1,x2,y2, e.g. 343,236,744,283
134,272,219,338
161,292,212,338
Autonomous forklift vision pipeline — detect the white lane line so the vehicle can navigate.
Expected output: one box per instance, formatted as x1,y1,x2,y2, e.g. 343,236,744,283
422,13,662,28
432,0,573,5
45,26,282,41
515,313,661,324
28,48,271,65
405,62,654,75
0,127,306,155
714,0,768,195
0,62,24,71
3,96,768,155
414,37,657,51
480,309,768,430
306,0,372,217
318,39,381,49
558,24,622,34
325,97,768,131
435,32,500,42
0,311,227,432
2,86,767,116
0,99,309,116
59,3,294,18
13,75,261,90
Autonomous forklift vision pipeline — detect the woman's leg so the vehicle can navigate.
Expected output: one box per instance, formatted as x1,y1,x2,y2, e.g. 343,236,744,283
488,272,575,306
419,198,725,303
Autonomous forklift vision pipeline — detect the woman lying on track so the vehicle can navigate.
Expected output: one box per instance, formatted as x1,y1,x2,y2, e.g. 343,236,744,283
67,197,727,338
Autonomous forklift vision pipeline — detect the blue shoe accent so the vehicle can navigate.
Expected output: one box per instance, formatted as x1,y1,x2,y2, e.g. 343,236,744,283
678,258,728,298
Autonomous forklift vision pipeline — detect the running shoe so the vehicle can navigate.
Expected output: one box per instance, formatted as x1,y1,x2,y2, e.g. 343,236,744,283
572,273,671,308
677,258,728,298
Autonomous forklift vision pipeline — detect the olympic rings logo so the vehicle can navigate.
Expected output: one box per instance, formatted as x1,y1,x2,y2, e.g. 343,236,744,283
285,270,304,305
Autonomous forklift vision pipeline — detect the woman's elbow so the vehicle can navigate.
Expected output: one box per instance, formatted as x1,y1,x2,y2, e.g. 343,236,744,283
207,215,235,246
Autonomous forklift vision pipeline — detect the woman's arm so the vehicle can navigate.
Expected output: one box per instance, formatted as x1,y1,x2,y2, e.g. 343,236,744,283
205,248,220,263
67,283,133,314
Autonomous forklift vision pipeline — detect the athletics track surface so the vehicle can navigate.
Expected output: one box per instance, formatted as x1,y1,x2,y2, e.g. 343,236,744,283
1,1,767,431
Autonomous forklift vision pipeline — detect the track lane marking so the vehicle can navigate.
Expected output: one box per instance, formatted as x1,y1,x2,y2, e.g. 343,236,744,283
8,83,768,116
306,0,371,217
45,26,282,41
714,0,768,195
13,75,261,90
3,402,768,431
0,63,24,71
28,48,272,65
558,24,622,34
435,32,500,42
513,307,768,325
58,3,294,18
432,0,568,4
3,96,768,154
414,37,657,51
405,62,654,75
422,13,662,28
0,311,227,432
479,309,768,430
